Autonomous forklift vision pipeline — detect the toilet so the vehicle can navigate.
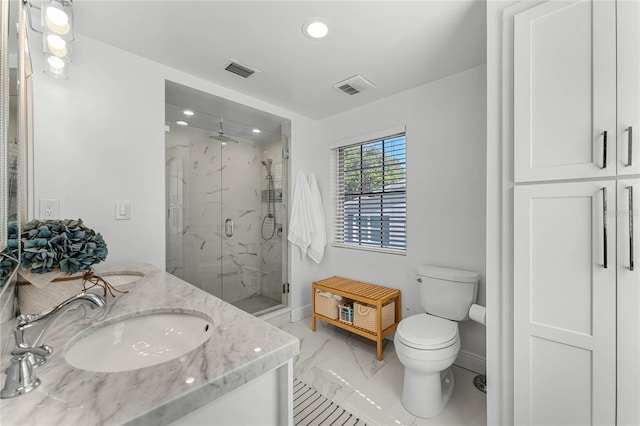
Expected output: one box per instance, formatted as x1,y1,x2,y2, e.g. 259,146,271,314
394,265,479,418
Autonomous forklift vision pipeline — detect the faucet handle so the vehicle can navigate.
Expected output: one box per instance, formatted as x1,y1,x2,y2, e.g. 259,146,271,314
11,345,53,368
12,345,53,358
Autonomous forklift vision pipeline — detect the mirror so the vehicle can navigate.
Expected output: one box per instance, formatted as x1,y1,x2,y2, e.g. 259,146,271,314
0,0,32,290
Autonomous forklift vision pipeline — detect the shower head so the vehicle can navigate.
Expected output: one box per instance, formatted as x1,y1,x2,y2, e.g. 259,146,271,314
261,159,273,176
209,117,238,143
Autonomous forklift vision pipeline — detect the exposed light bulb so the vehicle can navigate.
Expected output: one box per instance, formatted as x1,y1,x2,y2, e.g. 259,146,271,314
46,34,67,58
46,55,66,77
45,5,71,35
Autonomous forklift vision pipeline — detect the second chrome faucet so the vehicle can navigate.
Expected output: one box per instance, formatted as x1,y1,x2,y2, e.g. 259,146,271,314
0,292,106,399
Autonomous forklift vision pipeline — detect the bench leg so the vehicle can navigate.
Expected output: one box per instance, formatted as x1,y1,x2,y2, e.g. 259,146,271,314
377,339,383,361
312,315,316,332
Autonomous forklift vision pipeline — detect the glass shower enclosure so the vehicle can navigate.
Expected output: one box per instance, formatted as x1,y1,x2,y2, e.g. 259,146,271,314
165,101,289,316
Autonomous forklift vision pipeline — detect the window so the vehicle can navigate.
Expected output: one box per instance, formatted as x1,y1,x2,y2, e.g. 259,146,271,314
334,132,406,253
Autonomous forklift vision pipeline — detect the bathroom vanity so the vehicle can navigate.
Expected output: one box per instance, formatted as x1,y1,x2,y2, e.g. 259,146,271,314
0,264,299,425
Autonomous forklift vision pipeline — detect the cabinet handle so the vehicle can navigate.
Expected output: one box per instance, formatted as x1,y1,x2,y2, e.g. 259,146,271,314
627,126,633,167
602,187,608,269
224,218,234,238
629,186,635,271
601,131,608,169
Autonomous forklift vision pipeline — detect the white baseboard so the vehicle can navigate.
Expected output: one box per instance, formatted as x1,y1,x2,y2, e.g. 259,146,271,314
455,349,486,375
291,304,312,323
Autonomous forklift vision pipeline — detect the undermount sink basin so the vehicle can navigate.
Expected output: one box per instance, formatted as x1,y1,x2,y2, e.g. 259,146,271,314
99,271,145,286
65,311,213,373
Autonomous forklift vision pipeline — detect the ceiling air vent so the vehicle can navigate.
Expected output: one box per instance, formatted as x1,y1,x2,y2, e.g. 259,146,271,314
225,60,257,78
333,74,376,96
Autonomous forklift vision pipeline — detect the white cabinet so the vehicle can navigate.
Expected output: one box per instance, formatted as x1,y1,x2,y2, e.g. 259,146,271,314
514,181,617,425
514,0,639,182
617,1,640,175
513,1,640,425
617,179,640,426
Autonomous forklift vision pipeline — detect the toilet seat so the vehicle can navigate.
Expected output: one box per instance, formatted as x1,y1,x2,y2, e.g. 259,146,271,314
396,314,458,350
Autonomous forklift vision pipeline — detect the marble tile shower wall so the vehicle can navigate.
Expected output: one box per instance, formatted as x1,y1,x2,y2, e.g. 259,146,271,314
186,140,263,304
260,139,286,302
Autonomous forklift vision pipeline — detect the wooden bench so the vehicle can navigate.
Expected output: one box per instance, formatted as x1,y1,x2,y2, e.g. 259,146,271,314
312,276,402,361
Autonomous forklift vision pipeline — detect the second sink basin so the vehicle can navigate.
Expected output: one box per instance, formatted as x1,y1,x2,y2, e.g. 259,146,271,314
65,311,213,373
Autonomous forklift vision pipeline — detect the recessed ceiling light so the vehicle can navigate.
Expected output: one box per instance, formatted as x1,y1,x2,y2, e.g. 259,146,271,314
252,128,261,133
176,121,188,126
183,110,194,116
303,18,328,39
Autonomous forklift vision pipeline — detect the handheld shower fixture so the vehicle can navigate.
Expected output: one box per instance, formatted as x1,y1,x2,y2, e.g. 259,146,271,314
261,158,276,240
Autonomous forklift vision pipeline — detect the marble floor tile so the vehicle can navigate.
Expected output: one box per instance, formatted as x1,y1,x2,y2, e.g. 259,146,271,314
282,317,487,426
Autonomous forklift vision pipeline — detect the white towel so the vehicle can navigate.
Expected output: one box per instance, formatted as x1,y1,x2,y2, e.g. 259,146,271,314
288,171,314,256
307,173,326,264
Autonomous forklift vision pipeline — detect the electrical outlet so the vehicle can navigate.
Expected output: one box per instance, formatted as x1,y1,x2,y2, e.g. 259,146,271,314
39,199,60,219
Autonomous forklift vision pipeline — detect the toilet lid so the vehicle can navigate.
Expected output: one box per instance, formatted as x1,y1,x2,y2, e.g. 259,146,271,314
396,314,458,350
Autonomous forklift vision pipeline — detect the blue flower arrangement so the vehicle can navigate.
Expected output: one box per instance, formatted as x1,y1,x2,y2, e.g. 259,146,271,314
20,218,108,274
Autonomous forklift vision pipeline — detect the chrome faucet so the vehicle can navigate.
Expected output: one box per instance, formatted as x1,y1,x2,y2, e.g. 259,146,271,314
0,292,106,399
13,292,106,348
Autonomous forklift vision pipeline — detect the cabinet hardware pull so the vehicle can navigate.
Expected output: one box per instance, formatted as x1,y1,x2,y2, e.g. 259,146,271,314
629,186,635,271
224,218,234,238
601,131,608,169
627,126,633,167
603,187,608,269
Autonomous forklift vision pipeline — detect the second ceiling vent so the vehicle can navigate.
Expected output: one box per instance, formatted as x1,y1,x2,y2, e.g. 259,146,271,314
333,74,376,96
225,60,258,78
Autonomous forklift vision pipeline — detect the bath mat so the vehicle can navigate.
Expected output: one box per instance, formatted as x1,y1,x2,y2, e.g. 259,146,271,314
294,378,367,426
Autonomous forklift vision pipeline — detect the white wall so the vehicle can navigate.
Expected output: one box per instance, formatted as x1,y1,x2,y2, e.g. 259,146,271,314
28,31,486,371
299,66,488,371
28,33,319,271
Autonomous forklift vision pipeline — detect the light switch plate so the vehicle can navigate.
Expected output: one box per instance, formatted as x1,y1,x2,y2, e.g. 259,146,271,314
115,200,130,220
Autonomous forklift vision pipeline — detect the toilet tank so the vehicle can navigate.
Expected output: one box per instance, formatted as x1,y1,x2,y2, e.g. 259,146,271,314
416,265,480,321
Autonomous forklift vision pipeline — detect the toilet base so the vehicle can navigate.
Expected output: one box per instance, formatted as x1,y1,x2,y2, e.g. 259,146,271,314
401,366,455,418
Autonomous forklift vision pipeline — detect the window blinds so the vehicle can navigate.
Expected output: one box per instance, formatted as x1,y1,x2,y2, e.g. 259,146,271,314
333,133,406,253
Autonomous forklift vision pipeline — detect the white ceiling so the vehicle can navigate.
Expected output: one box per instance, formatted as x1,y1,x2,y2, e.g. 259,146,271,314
74,1,487,122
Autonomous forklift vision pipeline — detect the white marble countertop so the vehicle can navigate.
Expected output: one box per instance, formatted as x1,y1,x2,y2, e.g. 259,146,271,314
0,263,299,425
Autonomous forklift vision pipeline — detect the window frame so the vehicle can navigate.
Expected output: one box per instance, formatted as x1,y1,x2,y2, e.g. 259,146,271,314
332,131,407,255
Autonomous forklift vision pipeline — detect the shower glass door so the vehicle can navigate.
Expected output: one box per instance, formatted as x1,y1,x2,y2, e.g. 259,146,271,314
165,121,288,316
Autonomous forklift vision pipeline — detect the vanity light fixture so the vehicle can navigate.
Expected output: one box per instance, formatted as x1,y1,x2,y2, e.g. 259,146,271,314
23,0,75,79
176,121,188,127
302,18,329,39
183,110,194,116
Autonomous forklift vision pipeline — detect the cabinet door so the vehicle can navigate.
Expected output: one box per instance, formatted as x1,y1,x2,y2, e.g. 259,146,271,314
514,181,616,425
617,1,640,175
617,179,640,425
514,1,616,182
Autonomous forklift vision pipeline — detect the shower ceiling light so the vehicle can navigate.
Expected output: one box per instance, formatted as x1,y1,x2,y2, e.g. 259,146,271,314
302,18,328,39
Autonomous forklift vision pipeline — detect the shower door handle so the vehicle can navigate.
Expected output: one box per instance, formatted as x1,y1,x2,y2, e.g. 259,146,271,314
224,218,234,238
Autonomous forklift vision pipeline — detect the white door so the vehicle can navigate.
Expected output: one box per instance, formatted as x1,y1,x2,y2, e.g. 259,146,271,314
617,179,640,425
514,180,616,425
514,0,617,182
617,0,640,175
